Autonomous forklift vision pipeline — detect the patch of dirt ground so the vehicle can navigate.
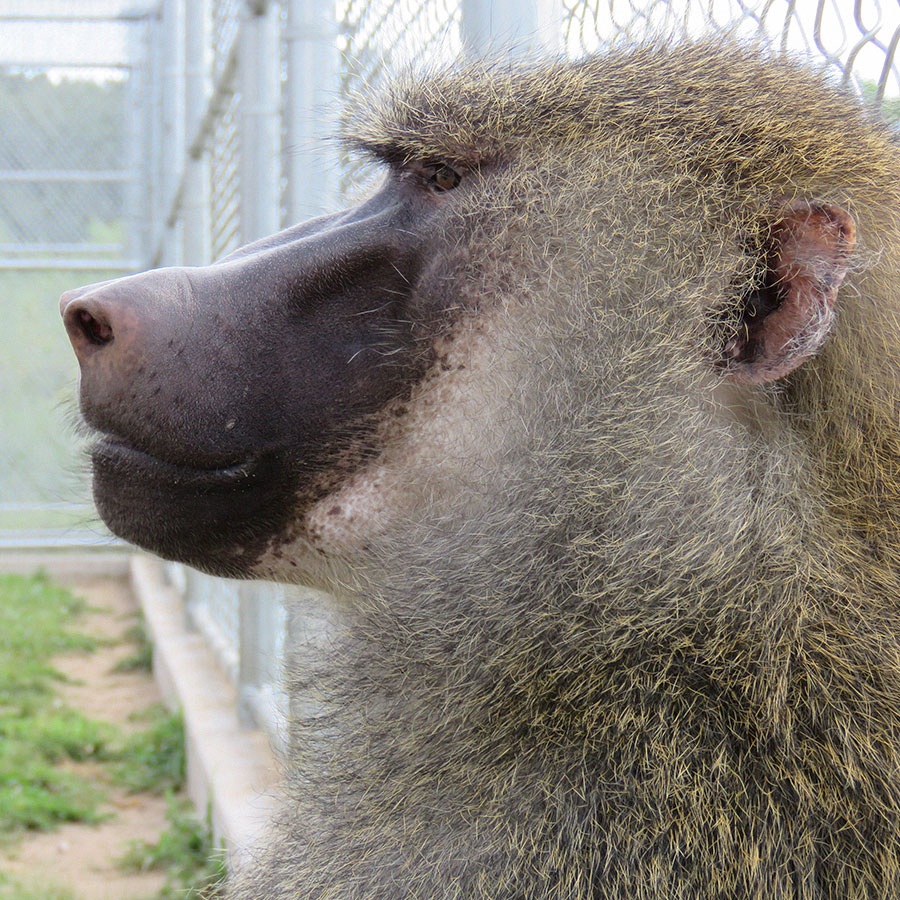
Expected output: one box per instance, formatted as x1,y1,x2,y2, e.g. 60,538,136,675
0,576,172,900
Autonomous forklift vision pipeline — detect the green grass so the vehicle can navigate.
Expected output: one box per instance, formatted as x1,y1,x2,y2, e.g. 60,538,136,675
0,573,108,838
0,572,227,898
113,706,186,795
0,873,80,900
0,572,176,837
1,706,115,761
117,797,227,899
112,620,154,674
0,573,95,672
113,715,226,899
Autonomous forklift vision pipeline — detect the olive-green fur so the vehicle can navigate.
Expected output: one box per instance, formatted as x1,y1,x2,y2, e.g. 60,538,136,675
231,43,900,899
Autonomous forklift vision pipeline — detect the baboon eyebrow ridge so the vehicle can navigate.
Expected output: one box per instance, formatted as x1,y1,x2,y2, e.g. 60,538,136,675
343,132,487,173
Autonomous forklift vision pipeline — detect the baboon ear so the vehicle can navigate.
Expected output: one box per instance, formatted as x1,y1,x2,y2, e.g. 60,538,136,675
723,201,856,385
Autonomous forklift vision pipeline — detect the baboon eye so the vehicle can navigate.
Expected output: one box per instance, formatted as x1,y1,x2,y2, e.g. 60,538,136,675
424,163,461,193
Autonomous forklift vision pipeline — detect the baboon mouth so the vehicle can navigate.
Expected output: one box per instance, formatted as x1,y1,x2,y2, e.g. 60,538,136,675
89,435,294,571
91,436,257,486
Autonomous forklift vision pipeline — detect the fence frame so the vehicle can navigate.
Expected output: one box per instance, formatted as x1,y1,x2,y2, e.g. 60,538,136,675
6,0,900,747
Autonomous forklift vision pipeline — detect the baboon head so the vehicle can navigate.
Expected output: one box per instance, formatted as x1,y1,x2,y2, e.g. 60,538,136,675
61,41,900,900
61,43,900,601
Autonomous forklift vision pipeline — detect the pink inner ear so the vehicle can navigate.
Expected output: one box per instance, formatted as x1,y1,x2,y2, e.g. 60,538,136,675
729,201,856,385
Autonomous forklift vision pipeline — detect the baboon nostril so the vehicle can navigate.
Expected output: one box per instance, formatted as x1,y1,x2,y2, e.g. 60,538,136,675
77,308,114,345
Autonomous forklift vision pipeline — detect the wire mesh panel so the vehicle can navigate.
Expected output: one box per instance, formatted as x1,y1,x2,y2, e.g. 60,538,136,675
209,0,243,259
184,568,242,682
0,82,125,251
336,0,462,197
563,0,900,100
210,90,242,259
0,3,150,548
213,0,243,83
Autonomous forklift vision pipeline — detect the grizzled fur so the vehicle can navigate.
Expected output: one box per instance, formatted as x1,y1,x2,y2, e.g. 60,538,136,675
67,40,900,900
228,45,900,899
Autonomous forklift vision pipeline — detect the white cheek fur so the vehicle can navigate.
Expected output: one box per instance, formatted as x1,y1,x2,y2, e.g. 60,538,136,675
258,309,523,575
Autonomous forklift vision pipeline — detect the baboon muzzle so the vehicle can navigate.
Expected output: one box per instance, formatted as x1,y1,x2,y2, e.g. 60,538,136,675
60,181,429,571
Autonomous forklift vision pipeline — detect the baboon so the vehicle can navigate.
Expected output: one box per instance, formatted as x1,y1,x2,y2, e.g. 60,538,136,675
61,41,900,899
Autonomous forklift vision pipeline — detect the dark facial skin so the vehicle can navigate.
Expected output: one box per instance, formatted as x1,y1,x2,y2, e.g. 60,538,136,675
60,164,459,574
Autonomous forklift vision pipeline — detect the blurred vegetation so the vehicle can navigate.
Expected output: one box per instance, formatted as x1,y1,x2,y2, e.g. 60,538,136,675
0,574,193,840
0,71,126,244
113,619,154,674
0,70,131,532
858,78,900,123
114,706,187,796
0,573,225,899
0,573,107,838
0,874,79,900
118,796,227,900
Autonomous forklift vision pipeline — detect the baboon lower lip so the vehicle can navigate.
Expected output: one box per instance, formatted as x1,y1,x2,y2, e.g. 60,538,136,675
91,436,257,485
90,434,292,572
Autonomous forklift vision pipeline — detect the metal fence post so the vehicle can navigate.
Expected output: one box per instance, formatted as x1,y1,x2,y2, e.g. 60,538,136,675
182,0,211,265
238,0,280,244
160,0,184,266
281,0,342,740
238,582,263,728
284,0,340,223
148,11,163,265
125,23,148,269
237,0,282,728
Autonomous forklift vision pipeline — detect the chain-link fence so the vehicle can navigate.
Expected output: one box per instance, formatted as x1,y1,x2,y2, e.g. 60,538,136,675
3,0,900,743
0,2,149,549
564,1,900,100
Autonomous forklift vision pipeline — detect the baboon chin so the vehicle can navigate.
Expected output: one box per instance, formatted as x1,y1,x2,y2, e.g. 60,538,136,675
62,40,900,900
